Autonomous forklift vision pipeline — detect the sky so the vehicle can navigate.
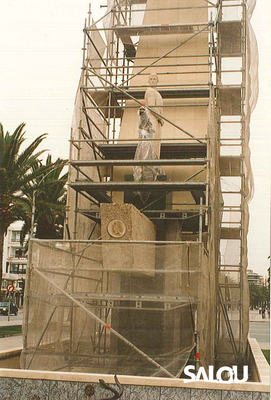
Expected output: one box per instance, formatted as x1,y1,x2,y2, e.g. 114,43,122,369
0,1,270,277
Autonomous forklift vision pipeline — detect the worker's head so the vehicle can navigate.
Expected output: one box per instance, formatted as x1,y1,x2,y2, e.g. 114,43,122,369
148,73,158,87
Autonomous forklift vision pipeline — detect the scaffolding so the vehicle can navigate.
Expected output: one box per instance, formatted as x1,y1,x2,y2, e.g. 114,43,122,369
21,0,258,376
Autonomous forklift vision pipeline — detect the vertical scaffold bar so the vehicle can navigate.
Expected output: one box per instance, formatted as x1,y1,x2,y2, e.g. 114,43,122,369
199,197,203,242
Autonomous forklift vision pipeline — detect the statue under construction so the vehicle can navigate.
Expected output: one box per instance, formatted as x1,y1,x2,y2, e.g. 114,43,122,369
21,0,258,378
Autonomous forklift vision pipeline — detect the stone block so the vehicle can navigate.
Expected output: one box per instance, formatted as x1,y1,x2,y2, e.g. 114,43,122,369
100,203,156,274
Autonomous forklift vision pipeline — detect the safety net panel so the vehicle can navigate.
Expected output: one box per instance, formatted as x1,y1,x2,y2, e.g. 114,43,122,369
21,240,209,378
217,0,258,364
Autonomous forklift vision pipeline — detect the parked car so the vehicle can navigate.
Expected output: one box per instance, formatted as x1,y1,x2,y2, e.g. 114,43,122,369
0,302,18,316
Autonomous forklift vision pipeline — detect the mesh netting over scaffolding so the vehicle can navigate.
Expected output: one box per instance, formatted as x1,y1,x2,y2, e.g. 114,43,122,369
21,239,215,377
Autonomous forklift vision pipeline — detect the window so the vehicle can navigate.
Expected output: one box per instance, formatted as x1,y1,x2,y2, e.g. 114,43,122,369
11,231,21,242
15,249,23,258
10,264,26,274
19,265,26,274
10,264,19,274
18,280,25,290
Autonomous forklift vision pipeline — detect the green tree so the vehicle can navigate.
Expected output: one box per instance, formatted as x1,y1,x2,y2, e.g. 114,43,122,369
21,154,68,240
249,283,270,309
0,123,47,292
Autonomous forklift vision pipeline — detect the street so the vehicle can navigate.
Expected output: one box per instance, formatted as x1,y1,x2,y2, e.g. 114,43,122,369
249,322,270,349
249,310,270,350
0,310,23,326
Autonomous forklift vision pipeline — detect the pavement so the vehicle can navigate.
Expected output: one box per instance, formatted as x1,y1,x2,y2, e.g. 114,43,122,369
249,309,270,323
0,310,23,327
0,335,22,353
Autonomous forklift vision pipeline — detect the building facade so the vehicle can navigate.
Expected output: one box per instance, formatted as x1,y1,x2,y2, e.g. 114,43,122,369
247,269,265,286
2,221,27,307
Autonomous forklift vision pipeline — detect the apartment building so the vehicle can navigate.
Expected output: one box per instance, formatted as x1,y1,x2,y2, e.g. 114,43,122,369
1,221,27,307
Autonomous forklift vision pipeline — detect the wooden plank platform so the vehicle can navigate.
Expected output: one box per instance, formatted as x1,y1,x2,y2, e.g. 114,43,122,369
70,181,206,192
219,21,242,56
70,159,207,167
111,88,210,100
97,143,207,159
220,227,241,240
220,156,242,176
70,181,206,204
219,86,242,116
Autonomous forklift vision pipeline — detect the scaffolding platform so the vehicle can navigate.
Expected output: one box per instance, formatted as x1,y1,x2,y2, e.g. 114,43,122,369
220,227,241,240
70,158,207,167
85,88,210,118
111,88,209,100
70,181,207,192
219,156,242,176
219,86,242,115
97,143,207,160
70,181,206,205
219,21,242,56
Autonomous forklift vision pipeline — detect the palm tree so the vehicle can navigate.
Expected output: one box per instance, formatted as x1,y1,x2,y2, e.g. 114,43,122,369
0,123,48,292
21,154,68,241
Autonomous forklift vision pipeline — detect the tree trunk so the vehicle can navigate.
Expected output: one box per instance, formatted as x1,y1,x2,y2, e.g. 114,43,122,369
0,228,5,300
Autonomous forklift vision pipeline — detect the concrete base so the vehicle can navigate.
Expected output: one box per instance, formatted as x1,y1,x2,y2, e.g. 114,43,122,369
101,203,156,274
0,338,269,396
248,338,270,385
0,367,269,400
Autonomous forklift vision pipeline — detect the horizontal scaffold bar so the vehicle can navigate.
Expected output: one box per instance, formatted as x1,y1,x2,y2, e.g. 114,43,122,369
85,23,210,35
92,63,210,70
123,2,213,9
83,104,209,109
84,83,210,89
70,137,208,142
37,267,200,273
31,238,205,244
79,208,207,229
219,283,241,288
70,159,207,167
70,181,207,192
89,56,210,63
70,292,197,303
90,72,210,77
89,88,210,100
